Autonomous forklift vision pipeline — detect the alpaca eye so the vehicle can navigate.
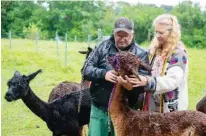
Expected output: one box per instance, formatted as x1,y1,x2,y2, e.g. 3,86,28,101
13,83,18,87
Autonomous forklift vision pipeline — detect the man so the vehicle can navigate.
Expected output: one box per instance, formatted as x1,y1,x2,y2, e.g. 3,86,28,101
82,17,149,136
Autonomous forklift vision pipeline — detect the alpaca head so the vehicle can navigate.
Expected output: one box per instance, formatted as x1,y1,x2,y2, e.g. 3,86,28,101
78,47,93,59
5,69,42,102
108,51,151,77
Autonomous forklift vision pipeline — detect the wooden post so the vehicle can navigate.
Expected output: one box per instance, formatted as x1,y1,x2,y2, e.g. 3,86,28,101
98,28,101,41
65,33,68,66
74,35,77,42
56,32,59,57
9,31,12,49
35,32,38,52
88,34,91,48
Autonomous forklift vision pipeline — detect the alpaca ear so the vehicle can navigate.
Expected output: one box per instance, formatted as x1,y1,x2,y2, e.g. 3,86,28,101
88,47,93,52
132,68,142,81
14,71,21,77
78,50,88,54
140,62,152,72
26,69,42,82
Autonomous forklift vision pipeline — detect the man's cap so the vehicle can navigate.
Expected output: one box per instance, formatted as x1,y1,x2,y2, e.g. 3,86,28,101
114,17,134,34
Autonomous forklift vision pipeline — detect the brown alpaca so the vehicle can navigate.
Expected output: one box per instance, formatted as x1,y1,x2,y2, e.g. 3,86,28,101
48,81,81,102
48,47,93,102
108,52,206,136
196,95,206,113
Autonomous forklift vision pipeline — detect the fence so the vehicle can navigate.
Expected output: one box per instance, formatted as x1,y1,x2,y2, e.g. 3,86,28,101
2,29,106,67
1,29,107,93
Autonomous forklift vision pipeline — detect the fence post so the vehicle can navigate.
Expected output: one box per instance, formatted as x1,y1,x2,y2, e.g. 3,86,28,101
88,34,91,47
9,31,12,49
98,28,101,41
56,32,59,57
65,33,68,66
35,32,38,52
74,35,77,42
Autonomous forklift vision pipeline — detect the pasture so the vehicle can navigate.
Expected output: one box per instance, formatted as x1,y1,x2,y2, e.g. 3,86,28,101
1,39,206,136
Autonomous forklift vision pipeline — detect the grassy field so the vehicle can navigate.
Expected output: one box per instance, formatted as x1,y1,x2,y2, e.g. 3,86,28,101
1,39,206,136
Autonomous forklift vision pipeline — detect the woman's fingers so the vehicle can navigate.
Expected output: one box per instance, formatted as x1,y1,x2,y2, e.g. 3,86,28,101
117,76,133,90
125,75,132,83
133,84,140,87
125,75,147,87
117,76,125,83
126,77,140,84
119,76,127,83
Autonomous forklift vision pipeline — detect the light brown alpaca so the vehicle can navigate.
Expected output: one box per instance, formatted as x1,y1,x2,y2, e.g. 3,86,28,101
108,52,206,136
109,83,206,136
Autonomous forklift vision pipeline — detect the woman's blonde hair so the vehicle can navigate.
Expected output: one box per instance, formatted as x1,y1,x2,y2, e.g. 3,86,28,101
149,14,183,59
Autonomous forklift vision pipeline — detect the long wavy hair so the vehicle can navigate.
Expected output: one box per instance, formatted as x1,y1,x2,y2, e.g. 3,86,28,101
149,14,184,59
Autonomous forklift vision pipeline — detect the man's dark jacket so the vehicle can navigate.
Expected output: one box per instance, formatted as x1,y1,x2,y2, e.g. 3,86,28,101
82,36,150,112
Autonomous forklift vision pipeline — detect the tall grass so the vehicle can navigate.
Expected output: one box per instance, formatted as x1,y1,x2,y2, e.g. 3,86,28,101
1,39,206,136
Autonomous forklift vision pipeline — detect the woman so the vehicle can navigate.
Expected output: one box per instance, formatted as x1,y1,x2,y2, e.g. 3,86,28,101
118,14,188,113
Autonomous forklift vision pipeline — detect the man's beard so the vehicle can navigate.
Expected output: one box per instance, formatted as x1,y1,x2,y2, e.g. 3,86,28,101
116,44,128,50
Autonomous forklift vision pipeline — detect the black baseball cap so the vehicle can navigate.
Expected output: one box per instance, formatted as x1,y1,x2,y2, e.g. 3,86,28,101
114,17,134,34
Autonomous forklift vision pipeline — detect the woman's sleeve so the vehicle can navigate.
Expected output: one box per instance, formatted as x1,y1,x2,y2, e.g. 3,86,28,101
145,49,188,94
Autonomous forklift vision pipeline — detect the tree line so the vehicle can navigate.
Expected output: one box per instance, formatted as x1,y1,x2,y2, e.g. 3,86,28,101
1,1,206,48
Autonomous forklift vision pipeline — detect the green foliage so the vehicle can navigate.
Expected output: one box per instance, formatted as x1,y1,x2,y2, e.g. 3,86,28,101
1,1,15,36
172,1,206,48
122,4,165,43
1,1,39,38
1,1,206,47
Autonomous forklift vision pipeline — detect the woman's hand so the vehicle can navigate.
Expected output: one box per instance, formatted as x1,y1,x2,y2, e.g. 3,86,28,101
117,76,133,90
125,75,148,87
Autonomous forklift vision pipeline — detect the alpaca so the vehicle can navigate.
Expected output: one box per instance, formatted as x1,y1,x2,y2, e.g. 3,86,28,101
78,47,93,59
108,52,206,136
48,46,93,103
48,81,81,102
45,47,93,135
196,95,206,113
5,69,91,136
47,81,89,136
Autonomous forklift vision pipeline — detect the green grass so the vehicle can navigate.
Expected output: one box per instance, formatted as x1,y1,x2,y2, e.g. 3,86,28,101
1,39,206,136
1,38,96,136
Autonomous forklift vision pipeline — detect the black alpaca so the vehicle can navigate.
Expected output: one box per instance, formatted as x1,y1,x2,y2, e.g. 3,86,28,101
48,47,93,103
78,47,93,59
5,69,91,136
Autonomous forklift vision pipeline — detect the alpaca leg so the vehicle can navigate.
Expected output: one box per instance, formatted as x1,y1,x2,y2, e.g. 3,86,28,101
79,126,83,136
52,133,59,136
81,125,89,136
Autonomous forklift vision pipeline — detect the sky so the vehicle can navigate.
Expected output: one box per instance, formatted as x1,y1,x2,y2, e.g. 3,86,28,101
112,0,206,9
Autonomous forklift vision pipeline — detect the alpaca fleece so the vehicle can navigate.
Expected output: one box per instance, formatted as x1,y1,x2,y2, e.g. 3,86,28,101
196,95,206,113
5,70,91,136
108,52,206,136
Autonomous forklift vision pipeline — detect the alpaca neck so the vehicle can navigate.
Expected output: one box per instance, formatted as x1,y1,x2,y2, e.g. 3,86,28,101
109,83,129,123
21,87,49,122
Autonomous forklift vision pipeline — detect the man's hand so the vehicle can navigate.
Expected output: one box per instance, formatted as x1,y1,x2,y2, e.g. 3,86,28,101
105,70,118,83
117,76,133,90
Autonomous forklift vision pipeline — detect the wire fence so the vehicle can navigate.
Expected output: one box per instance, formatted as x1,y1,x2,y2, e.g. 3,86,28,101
1,29,107,90
2,29,110,107
1,29,110,67
1,29,111,96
